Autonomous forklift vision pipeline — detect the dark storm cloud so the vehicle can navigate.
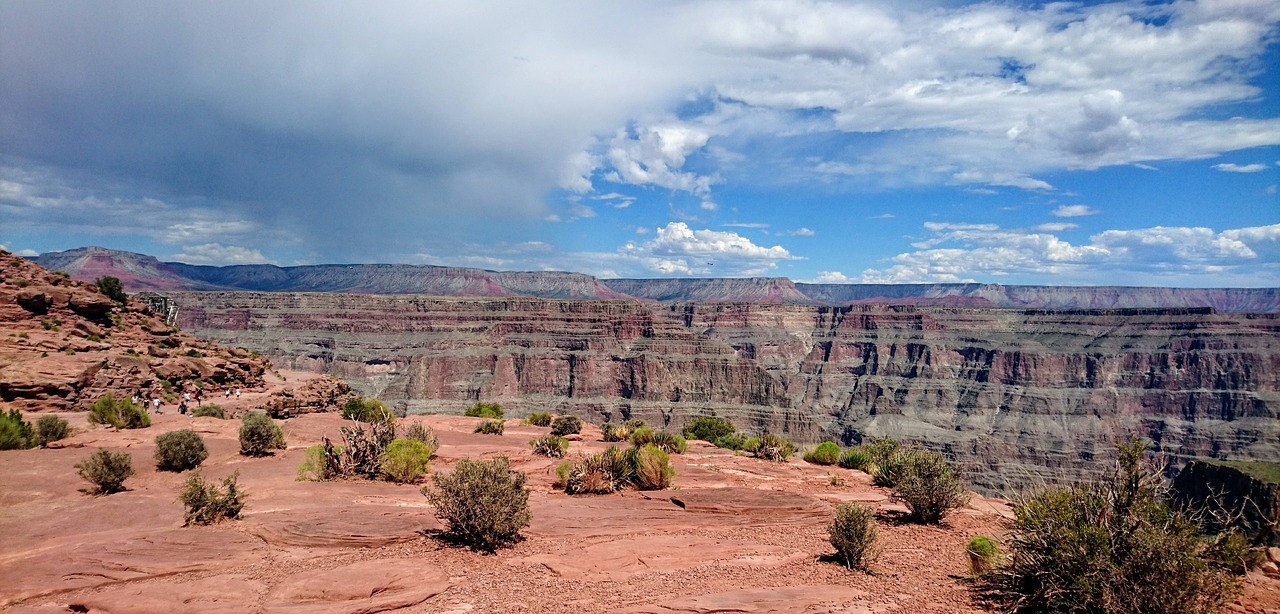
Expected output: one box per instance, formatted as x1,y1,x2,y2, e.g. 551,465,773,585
0,1,696,258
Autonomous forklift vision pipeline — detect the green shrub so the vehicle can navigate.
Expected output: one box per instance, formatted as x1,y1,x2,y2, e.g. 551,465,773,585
865,437,900,466
631,444,675,491
238,411,286,456
76,449,134,494
1205,531,1266,575
87,394,150,430
296,444,340,482
35,414,70,447
891,450,968,524
380,438,432,483
464,402,504,419
681,416,736,442
550,415,582,436
713,432,748,451
804,441,842,466
94,275,127,304
829,502,877,572
179,472,245,526
529,434,569,458
600,422,630,442
748,433,796,462
525,412,553,427
838,447,872,471
629,428,687,454
983,438,1241,613
872,449,912,487
342,397,395,423
423,456,530,552
474,419,505,435
966,535,1000,576
402,422,439,457
154,429,208,472
0,408,36,450
624,418,647,430
555,460,574,486
190,404,225,419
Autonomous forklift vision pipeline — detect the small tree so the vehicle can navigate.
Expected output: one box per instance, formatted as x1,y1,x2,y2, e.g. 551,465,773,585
423,456,530,552
238,411,285,456
829,502,878,572
95,275,127,304
76,449,134,494
154,429,209,472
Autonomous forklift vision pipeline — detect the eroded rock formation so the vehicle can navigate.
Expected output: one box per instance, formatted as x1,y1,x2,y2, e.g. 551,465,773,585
173,292,1280,492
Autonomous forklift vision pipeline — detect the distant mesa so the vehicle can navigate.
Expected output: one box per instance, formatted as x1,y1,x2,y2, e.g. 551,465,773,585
32,246,1280,312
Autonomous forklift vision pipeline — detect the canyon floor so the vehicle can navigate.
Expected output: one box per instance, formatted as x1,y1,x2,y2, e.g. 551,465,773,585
2,371,1278,614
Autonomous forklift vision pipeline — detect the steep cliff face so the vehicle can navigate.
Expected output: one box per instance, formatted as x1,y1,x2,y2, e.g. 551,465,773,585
173,292,1280,492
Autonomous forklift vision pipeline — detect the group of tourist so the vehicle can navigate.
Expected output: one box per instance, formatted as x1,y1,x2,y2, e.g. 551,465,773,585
130,385,241,415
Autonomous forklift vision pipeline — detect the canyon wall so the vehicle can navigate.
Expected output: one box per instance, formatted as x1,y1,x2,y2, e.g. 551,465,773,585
172,292,1280,493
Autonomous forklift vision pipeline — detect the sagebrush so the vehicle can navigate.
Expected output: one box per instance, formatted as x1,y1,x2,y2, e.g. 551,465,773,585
423,456,530,552
154,429,209,472
829,502,878,572
891,450,968,524
238,411,286,456
190,404,225,419
35,414,70,447
550,415,582,436
681,416,735,442
525,412,553,427
474,419,505,435
76,449,134,494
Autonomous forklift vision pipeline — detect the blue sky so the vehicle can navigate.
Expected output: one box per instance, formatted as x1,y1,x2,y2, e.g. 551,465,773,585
2,0,1278,286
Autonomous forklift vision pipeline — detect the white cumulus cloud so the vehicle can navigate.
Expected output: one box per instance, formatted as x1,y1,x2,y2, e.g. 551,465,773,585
1213,163,1269,173
1051,205,1101,218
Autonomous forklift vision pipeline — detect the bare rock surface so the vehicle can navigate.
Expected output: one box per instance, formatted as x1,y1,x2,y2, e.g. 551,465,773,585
4,404,1278,613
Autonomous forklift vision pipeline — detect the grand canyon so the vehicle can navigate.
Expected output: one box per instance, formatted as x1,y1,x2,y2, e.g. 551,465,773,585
27,246,1280,494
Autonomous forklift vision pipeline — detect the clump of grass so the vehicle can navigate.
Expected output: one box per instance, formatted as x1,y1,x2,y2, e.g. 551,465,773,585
744,433,795,462
190,404,225,419
631,444,675,490
629,427,688,454
529,434,569,458
600,422,630,442
342,397,395,423
966,535,999,576
838,447,872,471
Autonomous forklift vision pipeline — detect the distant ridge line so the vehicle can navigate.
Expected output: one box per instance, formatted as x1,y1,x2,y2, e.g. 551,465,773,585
30,246,1280,313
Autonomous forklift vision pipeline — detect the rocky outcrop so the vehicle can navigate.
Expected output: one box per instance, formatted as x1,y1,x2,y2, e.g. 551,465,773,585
1172,459,1280,546
0,250,269,411
173,293,1280,492
259,374,356,418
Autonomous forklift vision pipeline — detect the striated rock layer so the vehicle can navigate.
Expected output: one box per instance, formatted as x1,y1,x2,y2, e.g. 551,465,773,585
173,292,1280,493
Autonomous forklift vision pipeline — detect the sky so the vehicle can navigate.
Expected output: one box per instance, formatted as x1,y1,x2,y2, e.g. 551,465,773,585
2,0,1278,287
